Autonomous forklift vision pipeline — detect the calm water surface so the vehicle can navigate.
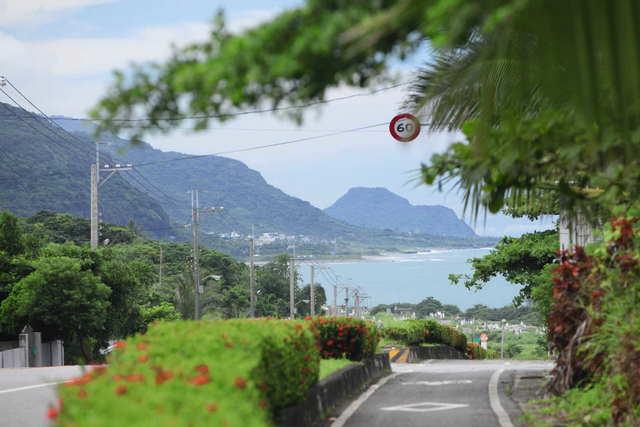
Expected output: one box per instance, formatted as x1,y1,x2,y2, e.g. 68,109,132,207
299,248,520,310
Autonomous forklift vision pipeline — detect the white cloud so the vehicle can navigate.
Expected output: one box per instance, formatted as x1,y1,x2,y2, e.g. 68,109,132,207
0,0,114,27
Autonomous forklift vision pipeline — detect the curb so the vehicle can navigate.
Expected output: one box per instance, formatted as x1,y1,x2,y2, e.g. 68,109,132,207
276,354,391,427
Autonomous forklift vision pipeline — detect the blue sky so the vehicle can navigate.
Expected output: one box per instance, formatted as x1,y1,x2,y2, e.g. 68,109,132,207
0,0,553,236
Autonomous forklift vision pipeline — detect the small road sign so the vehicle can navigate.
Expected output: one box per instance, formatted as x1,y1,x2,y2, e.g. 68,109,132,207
480,333,488,342
389,113,421,142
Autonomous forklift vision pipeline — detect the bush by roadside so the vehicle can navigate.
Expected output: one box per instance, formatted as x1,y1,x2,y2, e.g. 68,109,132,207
309,317,379,361
380,319,468,353
54,319,319,426
466,343,497,359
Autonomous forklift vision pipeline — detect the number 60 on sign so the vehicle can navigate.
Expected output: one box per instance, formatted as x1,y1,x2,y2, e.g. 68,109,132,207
389,113,421,142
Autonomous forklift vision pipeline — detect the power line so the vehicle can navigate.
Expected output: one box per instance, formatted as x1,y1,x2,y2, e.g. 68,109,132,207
60,81,410,124
133,122,387,167
0,87,93,161
5,79,92,148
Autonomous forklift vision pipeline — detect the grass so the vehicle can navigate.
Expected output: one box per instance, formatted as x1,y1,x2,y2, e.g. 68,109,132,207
319,358,358,380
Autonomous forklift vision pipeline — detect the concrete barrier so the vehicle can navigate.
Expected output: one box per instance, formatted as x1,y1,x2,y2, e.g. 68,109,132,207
386,344,466,363
277,354,391,427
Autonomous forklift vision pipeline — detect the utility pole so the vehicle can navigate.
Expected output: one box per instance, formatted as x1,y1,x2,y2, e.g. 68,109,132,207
354,289,360,318
344,286,350,317
191,190,201,320
289,244,296,319
188,190,223,320
501,318,506,359
90,164,99,249
90,159,132,250
158,244,163,287
249,226,256,318
333,284,338,317
309,265,315,316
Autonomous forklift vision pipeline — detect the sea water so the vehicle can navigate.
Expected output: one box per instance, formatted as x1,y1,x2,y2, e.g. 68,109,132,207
298,248,521,311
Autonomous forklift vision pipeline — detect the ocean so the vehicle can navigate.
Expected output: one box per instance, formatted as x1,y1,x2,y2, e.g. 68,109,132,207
298,248,521,311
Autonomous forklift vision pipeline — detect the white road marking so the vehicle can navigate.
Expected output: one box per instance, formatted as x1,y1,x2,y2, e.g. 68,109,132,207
0,382,59,395
489,368,514,427
331,373,400,427
401,379,472,386
381,401,469,413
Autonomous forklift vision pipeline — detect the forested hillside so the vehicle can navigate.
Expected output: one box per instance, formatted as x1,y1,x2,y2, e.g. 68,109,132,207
0,103,172,236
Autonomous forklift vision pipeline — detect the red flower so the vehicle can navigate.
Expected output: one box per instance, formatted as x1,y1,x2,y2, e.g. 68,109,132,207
194,364,209,375
115,385,127,395
234,377,247,389
205,403,219,413
47,405,59,420
125,373,145,383
189,375,210,386
77,389,88,399
326,339,334,347
304,316,312,321
138,354,149,363
113,341,126,350
154,370,173,385
259,399,268,409
224,341,235,348
136,342,148,351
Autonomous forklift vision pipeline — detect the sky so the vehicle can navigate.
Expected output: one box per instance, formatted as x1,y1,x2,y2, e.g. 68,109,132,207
0,0,553,236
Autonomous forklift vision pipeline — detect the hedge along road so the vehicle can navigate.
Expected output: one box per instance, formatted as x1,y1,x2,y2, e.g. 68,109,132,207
0,365,84,427
332,359,553,427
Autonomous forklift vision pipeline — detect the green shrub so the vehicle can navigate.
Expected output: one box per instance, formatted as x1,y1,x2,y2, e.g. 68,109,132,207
466,343,497,359
54,319,319,426
380,319,467,352
310,317,379,361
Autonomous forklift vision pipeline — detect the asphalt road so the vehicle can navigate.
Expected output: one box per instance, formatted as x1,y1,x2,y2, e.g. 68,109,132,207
0,365,83,427
333,360,553,427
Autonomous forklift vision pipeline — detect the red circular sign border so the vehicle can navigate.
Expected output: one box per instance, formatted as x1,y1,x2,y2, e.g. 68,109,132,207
389,113,421,142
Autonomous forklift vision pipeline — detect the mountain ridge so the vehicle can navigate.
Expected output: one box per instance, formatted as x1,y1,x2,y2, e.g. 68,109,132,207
325,187,476,238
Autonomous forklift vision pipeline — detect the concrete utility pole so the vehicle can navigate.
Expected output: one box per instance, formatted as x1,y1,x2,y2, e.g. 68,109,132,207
354,289,360,318
501,319,506,359
289,244,296,319
333,284,338,316
191,190,201,320
90,164,99,249
249,226,256,317
158,244,163,286
189,190,223,320
344,286,350,317
309,264,315,316
90,160,132,250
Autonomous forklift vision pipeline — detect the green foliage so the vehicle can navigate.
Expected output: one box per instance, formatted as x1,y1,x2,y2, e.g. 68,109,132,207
312,317,378,361
466,343,496,360
450,230,557,317
0,211,24,256
318,358,357,380
56,320,320,426
296,284,327,317
463,304,542,326
380,319,467,352
0,256,111,362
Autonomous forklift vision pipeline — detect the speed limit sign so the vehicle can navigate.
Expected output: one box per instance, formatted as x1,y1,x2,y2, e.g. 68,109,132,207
389,113,421,142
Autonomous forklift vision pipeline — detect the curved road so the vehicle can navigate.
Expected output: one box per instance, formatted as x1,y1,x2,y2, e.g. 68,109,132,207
0,361,551,427
333,360,552,427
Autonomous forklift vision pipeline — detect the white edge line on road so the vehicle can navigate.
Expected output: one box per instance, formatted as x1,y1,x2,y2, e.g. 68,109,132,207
489,369,514,427
331,373,400,427
0,382,59,395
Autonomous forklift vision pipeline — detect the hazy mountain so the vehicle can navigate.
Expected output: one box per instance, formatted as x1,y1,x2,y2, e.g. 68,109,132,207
52,116,359,238
325,187,476,238
0,103,172,237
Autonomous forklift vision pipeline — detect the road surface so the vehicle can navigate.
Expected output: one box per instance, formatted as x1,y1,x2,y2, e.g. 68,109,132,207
0,365,83,427
333,360,552,427
0,360,551,427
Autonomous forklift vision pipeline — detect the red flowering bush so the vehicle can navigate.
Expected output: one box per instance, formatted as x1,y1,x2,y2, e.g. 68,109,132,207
55,319,319,427
309,317,378,361
543,215,640,424
466,343,496,360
